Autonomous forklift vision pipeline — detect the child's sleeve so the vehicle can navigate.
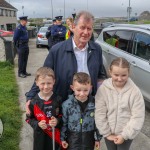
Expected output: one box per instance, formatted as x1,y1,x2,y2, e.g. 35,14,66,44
25,101,40,131
94,125,103,141
61,102,68,141
121,91,145,140
95,86,112,137
55,96,63,128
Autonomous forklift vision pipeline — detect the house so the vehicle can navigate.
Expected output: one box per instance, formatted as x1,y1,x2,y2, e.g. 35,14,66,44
0,0,17,31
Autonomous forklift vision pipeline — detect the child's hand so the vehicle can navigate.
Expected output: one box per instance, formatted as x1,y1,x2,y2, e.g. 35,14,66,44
62,141,68,149
106,134,117,141
114,135,124,145
38,120,47,129
95,141,100,150
49,116,58,127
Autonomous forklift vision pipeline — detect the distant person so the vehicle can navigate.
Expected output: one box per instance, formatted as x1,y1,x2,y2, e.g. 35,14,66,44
13,16,31,78
26,67,63,150
26,10,106,114
65,17,74,40
46,19,57,50
95,57,145,150
51,16,66,46
61,72,101,149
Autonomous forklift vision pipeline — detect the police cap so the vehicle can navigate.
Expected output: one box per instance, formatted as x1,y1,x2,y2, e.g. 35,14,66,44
19,16,28,21
55,16,63,21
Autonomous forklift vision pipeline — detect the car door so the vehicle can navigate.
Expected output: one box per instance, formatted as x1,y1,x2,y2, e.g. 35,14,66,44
129,32,150,102
99,30,133,75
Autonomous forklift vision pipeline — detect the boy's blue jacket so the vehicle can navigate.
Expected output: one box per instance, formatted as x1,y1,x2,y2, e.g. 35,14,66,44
61,94,102,150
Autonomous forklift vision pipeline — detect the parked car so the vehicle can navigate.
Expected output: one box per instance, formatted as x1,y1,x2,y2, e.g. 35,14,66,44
100,22,115,28
96,24,150,106
0,30,13,37
36,27,48,48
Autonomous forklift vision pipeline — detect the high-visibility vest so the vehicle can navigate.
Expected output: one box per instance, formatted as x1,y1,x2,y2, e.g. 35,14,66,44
65,30,71,40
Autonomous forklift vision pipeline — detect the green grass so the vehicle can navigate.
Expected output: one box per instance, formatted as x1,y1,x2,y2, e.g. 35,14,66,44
0,62,22,150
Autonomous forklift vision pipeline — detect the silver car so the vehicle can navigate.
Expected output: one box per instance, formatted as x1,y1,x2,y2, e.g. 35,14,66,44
36,27,48,48
96,24,150,105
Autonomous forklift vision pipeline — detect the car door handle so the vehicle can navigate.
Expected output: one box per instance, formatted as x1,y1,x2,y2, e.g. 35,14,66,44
130,61,137,67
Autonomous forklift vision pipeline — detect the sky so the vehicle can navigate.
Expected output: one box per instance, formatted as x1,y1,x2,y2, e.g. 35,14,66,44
6,0,150,19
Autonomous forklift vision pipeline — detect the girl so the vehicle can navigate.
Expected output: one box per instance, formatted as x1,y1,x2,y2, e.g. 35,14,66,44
95,57,145,150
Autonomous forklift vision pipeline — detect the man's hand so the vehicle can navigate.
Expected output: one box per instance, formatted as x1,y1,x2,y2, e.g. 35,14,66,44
95,141,100,150
62,141,68,149
49,116,58,127
38,120,47,129
114,135,124,145
26,100,31,114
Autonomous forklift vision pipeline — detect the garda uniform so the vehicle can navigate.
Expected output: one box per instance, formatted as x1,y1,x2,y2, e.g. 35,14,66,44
51,16,66,46
46,19,56,50
13,16,31,78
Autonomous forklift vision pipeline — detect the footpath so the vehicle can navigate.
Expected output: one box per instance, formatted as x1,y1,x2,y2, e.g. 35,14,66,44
15,38,150,150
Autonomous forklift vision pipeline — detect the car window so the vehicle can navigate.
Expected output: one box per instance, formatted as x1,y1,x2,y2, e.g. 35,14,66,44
39,28,47,32
103,31,117,47
114,30,133,51
132,33,150,61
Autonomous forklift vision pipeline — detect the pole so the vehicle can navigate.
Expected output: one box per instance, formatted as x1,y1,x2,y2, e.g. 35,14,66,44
52,127,55,150
22,6,24,16
87,0,88,10
51,0,53,19
64,0,65,20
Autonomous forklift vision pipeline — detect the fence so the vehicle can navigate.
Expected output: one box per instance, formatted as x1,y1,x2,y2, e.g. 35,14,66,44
0,28,36,64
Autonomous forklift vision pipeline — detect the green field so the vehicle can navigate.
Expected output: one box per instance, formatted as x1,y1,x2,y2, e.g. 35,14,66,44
0,62,22,150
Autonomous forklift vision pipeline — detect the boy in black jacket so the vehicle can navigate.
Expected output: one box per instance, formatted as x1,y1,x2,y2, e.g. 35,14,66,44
26,67,63,150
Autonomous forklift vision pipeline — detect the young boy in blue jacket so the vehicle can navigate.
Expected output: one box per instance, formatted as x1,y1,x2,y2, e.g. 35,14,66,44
61,72,102,150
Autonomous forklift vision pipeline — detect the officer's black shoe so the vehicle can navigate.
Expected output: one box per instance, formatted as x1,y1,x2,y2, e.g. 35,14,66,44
18,73,26,78
25,72,31,76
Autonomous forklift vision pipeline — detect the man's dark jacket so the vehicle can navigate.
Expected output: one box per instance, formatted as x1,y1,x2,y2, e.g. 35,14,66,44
26,37,105,101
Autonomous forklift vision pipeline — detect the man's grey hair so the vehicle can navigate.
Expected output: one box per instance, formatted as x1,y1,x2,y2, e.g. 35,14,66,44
74,10,94,25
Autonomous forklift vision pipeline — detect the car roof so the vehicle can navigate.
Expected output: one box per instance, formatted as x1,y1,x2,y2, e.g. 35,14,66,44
102,24,150,32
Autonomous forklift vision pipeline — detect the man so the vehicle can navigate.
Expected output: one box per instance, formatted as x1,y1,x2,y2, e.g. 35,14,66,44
51,16,66,46
13,16,31,78
46,19,57,50
26,11,106,113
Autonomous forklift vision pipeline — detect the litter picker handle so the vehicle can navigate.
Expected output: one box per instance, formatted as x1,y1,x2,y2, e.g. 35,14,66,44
52,127,55,150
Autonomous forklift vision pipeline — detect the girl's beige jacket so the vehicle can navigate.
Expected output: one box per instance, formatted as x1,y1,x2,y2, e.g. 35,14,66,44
95,78,145,140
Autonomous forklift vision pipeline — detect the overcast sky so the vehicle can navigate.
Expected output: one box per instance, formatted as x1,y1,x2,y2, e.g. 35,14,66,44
6,0,150,19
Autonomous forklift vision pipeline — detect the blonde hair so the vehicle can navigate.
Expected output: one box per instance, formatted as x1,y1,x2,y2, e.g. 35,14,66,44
72,72,91,85
110,57,130,71
35,67,55,81
66,17,73,23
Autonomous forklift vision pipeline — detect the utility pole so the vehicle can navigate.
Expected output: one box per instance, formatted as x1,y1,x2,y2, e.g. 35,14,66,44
87,0,88,10
51,0,53,19
64,0,65,20
127,0,132,22
22,6,24,16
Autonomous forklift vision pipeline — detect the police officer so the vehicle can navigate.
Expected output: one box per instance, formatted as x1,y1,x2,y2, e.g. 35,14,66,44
13,16,31,78
51,16,66,46
46,19,57,50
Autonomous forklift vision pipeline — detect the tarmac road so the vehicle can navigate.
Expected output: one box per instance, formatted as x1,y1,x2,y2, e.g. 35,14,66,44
15,38,150,150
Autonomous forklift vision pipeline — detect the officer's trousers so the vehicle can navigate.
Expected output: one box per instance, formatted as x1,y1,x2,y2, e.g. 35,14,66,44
17,46,29,75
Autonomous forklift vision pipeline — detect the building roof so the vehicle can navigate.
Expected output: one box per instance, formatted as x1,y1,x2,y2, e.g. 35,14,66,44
0,0,17,10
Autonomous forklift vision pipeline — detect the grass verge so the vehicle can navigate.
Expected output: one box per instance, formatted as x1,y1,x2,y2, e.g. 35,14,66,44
0,61,22,150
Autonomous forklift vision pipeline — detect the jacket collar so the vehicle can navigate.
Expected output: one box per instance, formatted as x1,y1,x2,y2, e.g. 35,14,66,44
65,37,97,52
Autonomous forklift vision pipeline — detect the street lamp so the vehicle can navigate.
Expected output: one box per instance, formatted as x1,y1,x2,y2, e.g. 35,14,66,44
51,0,53,19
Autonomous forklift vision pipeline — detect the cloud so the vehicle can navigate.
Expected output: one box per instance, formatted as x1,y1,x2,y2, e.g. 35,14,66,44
7,0,150,18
